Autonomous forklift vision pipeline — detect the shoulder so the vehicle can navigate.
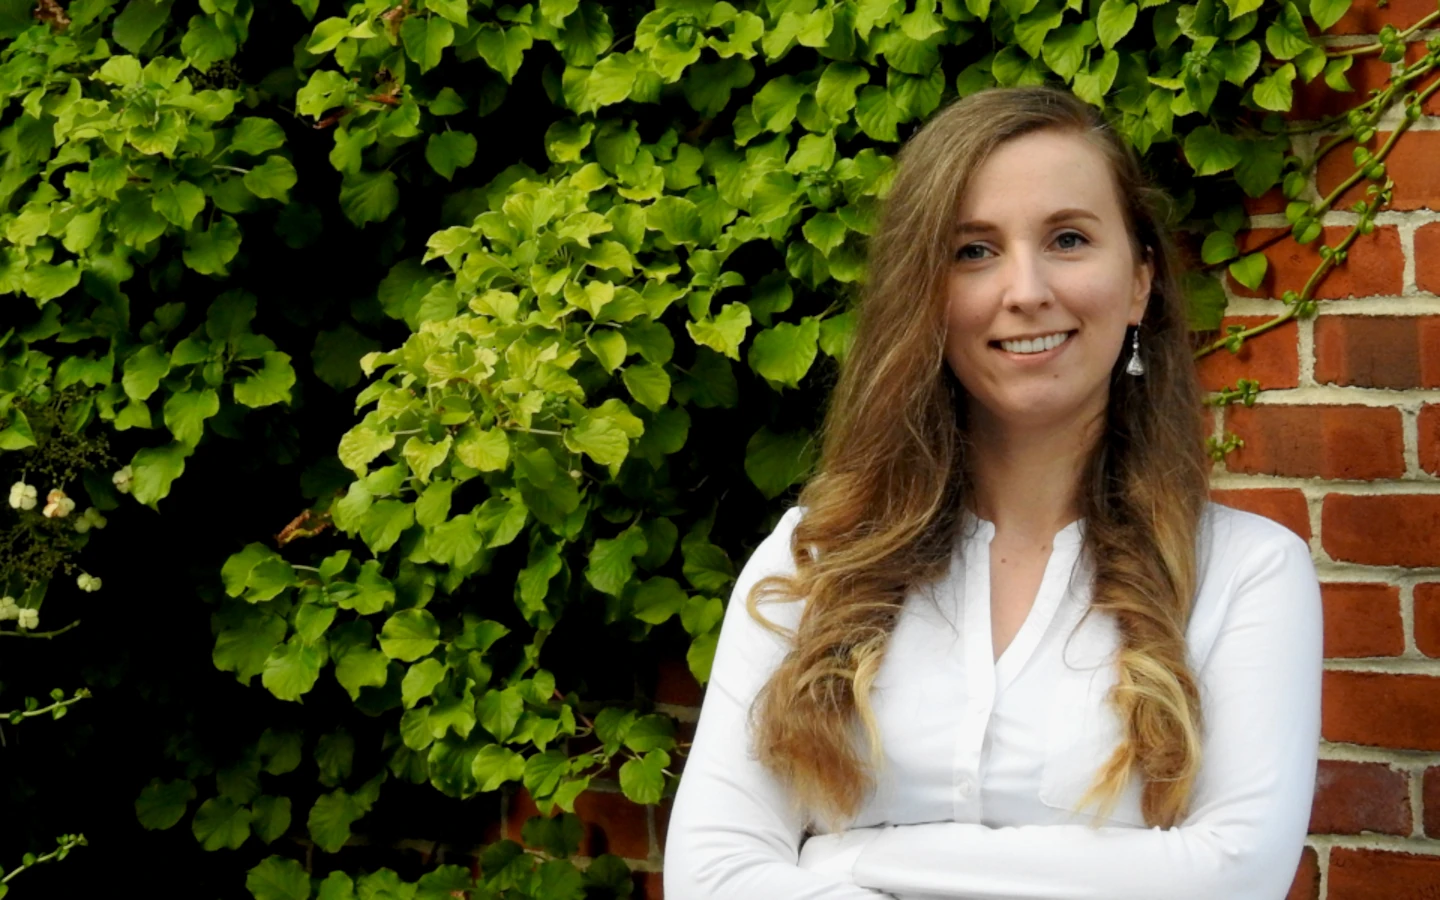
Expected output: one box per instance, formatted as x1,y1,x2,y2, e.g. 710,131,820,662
1188,501,1321,662
708,506,809,696
1198,501,1314,576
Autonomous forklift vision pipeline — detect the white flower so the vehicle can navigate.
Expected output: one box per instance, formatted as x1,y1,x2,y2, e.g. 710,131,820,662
9,482,37,510
73,507,107,533
0,596,18,620
77,573,102,592
16,608,38,630
112,466,133,495
42,489,76,519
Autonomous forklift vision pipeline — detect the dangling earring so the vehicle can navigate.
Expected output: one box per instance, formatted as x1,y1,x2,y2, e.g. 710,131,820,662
1125,325,1145,376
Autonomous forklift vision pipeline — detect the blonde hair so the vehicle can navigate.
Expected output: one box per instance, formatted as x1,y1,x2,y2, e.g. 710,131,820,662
746,85,1209,833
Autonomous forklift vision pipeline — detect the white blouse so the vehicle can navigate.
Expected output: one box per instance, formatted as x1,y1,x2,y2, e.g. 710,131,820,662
663,502,1323,900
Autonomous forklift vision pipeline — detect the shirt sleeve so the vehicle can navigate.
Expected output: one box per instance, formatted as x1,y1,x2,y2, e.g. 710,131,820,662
796,526,1323,900
663,507,894,900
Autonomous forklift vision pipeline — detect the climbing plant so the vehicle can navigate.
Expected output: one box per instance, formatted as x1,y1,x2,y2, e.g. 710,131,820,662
2,0,1437,893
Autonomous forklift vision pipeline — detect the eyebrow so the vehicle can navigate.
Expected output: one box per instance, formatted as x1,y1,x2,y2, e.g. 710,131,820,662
953,208,1103,235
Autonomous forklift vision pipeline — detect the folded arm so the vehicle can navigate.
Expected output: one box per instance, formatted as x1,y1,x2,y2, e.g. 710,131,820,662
664,508,893,900
800,529,1323,900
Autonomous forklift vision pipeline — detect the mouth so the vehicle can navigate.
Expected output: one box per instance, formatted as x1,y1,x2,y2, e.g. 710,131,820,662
988,330,1077,359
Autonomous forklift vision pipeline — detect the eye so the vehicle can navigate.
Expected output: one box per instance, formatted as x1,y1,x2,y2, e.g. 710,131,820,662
1055,231,1089,251
955,243,991,261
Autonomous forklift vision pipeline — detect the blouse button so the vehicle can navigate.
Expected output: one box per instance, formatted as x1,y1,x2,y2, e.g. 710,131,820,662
956,777,973,798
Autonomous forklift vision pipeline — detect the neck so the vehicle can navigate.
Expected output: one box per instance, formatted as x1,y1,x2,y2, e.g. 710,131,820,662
965,405,1102,540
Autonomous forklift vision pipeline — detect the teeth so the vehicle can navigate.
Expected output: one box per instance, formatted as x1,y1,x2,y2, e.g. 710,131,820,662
999,331,1071,354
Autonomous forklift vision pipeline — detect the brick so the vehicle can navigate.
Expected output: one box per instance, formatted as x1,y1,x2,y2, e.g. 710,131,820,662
1195,316,1300,392
1287,846,1320,900
1291,56,1396,120
1329,0,1438,32
1209,489,1312,540
1418,224,1440,295
1413,584,1440,657
1242,185,1289,217
635,871,663,900
1314,316,1440,389
1322,582,1404,658
1311,759,1412,835
1422,406,1440,476
506,787,651,860
1229,226,1404,300
653,656,703,708
1328,848,1440,900
1424,766,1440,837
1286,846,1320,900
1316,131,1440,212
1224,405,1404,480
1323,671,1440,750
1322,495,1440,567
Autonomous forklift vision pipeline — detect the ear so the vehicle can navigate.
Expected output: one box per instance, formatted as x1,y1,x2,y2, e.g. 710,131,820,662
1130,246,1154,325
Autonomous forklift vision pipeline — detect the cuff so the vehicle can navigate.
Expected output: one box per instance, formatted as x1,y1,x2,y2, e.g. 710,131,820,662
798,826,887,883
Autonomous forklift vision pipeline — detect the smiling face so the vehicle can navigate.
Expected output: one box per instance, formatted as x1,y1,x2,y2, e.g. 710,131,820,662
944,128,1154,436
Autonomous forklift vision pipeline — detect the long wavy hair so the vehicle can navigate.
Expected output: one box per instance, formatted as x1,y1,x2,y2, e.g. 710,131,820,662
746,85,1211,833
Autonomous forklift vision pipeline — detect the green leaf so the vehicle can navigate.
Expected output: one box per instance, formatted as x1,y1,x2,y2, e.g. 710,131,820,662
1228,252,1268,291
130,442,191,509
744,427,815,499
164,389,220,447
1309,0,1350,29
244,156,298,202
113,0,172,53
339,170,400,227
426,131,478,180
1183,271,1229,331
136,778,196,830
402,658,448,708
1183,126,1243,176
402,15,454,71
380,609,441,661
1071,49,1119,104
1265,2,1311,60
153,181,207,229
854,84,905,141
564,414,630,467
621,362,670,411
747,317,820,389
618,749,669,804
585,526,648,596
752,75,808,132
632,577,687,625
360,500,414,551
1096,0,1136,49
307,789,367,853
251,796,293,844
454,425,509,472
263,638,325,702
230,118,287,156
478,687,524,741
1252,63,1296,112
1201,230,1239,264
646,196,702,244
472,744,526,791
402,434,452,482
523,750,570,799
246,857,311,900
183,215,242,276
192,797,253,850
586,330,627,372
475,24,533,82
123,345,170,401
685,302,751,360
815,62,870,120
801,212,847,256
1211,40,1261,87
335,647,389,700
588,52,640,107
234,352,296,408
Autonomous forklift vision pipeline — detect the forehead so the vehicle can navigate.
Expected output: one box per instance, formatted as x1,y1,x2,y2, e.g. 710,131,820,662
954,129,1124,223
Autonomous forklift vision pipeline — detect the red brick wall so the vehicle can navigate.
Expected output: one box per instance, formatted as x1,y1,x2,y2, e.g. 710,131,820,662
548,5,1440,896
1201,5,1440,895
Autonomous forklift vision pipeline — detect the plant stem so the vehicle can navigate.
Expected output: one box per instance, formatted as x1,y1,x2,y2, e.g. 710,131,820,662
0,619,81,639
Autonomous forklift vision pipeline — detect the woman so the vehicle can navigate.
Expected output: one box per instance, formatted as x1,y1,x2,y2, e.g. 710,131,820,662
662,85,1322,899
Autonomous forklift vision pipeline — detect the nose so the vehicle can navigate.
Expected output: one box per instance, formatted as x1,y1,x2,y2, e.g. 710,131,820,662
1000,246,1053,312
